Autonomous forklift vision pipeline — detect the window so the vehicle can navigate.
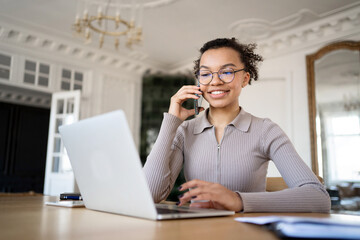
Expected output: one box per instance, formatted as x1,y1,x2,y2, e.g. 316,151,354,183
23,60,50,87
322,112,360,185
0,53,11,80
61,69,83,91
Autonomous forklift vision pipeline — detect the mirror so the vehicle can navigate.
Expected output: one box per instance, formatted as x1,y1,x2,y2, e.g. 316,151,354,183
307,41,360,187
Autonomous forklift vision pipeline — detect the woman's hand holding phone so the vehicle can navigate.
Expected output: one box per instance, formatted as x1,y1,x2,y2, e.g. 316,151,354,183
168,85,203,121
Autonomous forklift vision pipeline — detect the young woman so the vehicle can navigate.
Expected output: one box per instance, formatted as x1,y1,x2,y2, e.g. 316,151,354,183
143,38,330,213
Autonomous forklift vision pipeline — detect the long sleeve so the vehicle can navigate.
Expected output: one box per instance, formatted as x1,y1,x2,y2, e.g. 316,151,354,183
143,113,184,202
238,119,331,213
144,108,331,213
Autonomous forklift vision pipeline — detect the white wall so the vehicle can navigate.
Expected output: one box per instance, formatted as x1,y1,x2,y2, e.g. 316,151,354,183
240,32,360,177
240,77,289,176
0,40,144,148
94,72,143,146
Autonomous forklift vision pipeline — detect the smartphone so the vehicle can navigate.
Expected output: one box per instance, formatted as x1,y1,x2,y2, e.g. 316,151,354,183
45,200,85,208
60,193,82,200
194,83,203,115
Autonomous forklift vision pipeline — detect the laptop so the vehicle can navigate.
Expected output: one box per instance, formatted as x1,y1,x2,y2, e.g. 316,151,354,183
59,110,235,220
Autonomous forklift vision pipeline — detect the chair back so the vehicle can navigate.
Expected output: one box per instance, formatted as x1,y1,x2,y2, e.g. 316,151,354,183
266,176,324,192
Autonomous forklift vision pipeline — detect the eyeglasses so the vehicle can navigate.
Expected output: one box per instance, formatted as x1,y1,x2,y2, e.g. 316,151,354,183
197,68,245,85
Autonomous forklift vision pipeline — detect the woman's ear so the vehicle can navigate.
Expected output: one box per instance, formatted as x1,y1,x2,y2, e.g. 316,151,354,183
242,72,250,88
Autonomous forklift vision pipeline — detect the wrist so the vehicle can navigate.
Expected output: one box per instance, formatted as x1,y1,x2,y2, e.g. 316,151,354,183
166,112,183,121
234,191,243,212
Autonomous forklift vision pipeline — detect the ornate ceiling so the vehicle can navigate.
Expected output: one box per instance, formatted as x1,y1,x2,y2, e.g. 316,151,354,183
0,0,359,73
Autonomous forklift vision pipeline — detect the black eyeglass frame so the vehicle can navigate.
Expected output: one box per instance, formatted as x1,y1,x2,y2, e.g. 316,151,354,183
196,68,246,85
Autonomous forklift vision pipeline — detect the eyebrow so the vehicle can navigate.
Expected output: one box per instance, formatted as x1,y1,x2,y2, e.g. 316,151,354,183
199,63,237,70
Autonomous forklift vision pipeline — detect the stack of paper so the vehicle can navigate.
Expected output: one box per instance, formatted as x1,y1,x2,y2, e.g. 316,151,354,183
235,216,360,239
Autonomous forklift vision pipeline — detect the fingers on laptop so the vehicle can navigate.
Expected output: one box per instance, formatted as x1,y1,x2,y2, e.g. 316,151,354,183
176,179,243,211
176,179,218,205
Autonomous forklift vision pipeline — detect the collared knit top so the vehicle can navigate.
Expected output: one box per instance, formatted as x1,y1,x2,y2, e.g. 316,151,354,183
143,108,330,212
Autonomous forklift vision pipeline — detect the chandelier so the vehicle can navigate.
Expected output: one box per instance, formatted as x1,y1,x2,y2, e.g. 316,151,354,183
73,0,143,49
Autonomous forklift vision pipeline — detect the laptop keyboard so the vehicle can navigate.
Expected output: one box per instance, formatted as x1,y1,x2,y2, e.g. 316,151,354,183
156,207,196,214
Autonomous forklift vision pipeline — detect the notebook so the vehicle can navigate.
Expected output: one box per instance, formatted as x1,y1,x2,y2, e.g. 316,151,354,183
59,110,234,220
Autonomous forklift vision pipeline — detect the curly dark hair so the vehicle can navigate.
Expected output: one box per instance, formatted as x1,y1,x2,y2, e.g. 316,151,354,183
193,38,263,85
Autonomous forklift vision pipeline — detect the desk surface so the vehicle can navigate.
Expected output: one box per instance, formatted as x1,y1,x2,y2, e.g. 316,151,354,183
1,196,360,240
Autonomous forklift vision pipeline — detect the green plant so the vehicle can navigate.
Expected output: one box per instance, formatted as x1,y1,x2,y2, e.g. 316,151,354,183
140,73,195,201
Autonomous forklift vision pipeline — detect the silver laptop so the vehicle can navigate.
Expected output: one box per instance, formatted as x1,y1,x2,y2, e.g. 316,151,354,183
59,110,234,220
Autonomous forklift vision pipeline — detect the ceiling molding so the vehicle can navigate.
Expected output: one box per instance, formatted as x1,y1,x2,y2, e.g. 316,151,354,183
229,2,360,42
173,5,360,74
140,0,180,8
229,9,319,41
0,2,359,76
256,5,360,58
0,83,51,108
0,19,164,75
90,0,180,9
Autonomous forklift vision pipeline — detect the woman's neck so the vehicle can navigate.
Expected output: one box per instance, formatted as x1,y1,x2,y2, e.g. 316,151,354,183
208,104,240,127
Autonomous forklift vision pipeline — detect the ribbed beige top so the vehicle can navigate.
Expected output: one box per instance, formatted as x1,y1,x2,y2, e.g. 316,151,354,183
143,108,330,213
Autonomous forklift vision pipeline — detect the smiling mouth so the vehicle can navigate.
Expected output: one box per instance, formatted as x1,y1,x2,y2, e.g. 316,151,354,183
209,90,230,95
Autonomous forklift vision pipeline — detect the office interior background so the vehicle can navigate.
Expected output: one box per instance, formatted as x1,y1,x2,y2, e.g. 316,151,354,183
0,0,359,212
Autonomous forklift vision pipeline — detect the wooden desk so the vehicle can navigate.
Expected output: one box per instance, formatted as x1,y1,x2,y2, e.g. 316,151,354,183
1,196,360,240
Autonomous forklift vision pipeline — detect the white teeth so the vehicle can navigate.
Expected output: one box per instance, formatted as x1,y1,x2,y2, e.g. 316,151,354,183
211,91,225,95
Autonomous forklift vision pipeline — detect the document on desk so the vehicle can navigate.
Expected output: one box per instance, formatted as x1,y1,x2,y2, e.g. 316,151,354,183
235,216,360,239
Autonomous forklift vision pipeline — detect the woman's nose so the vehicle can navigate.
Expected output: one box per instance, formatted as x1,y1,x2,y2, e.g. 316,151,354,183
211,72,223,85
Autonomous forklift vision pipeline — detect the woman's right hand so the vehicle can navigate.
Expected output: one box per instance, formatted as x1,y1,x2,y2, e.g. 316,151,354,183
168,85,203,121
